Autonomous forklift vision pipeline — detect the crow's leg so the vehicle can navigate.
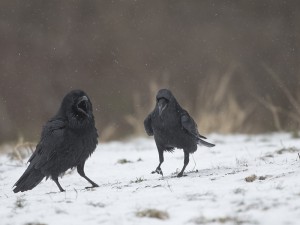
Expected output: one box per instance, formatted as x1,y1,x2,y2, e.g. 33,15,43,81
77,162,99,188
52,177,65,192
152,148,164,176
177,150,189,177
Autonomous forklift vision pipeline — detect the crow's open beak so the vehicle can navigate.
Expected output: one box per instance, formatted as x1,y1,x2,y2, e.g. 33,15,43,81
158,98,168,116
77,96,89,117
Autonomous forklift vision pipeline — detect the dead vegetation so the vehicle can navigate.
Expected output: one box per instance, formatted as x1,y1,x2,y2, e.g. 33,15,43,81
87,202,105,208
276,147,299,155
122,61,300,138
7,137,35,162
136,208,169,220
256,64,300,132
258,175,270,180
117,158,133,164
245,174,271,182
1,1,300,144
191,215,254,225
261,147,299,160
245,174,257,182
125,64,258,137
130,177,146,184
14,197,26,209
193,63,255,134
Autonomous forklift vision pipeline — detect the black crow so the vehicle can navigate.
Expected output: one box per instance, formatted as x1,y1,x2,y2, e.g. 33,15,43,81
144,89,215,177
13,90,99,193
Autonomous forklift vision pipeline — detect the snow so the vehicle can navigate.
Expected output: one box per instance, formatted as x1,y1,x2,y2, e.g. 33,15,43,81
1,133,300,225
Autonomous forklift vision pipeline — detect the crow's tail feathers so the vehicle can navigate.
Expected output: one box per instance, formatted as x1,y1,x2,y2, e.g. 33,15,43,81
198,134,207,139
197,138,215,147
13,167,44,193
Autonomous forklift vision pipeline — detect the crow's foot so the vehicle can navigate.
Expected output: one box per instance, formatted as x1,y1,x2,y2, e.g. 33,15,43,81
177,172,184,177
151,167,163,176
85,185,99,189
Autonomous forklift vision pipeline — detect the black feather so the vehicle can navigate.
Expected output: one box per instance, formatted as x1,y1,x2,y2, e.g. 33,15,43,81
144,89,215,177
144,114,154,136
13,90,99,193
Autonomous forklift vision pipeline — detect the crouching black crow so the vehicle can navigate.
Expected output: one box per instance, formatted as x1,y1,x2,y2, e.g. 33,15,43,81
144,89,215,177
13,90,99,193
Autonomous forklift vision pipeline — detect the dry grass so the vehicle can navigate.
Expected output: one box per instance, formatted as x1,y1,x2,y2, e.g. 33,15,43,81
130,177,146,184
15,197,26,209
7,137,35,162
117,158,133,164
245,174,257,182
258,175,270,180
136,208,169,220
255,64,300,131
125,64,254,136
254,95,282,131
193,63,255,134
123,62,299,136
191,215,253,225
276,147,299,155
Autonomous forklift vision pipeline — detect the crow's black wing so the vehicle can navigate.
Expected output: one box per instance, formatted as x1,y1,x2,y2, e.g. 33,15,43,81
181,111,215,147
144,113,154,136
181,111,207,139
28,118,66,170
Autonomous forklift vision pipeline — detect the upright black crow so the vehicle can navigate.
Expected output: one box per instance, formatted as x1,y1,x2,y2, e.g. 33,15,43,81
13,90,99,193
144,89,215,177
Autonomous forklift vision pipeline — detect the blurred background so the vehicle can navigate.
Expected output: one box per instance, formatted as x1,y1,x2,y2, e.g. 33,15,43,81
0,0,299,144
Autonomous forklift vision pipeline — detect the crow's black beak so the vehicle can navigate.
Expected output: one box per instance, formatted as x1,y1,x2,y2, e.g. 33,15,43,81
158,98,168,116
77,96,89,117
80,96,88,102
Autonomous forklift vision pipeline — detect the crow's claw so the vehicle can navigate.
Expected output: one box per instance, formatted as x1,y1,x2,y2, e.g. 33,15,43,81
176,173,187,177
85,184,99,189
177,172,183,177
151,167,163,176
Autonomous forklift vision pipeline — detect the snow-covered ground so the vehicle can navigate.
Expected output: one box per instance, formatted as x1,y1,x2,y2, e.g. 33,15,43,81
1,133,300,225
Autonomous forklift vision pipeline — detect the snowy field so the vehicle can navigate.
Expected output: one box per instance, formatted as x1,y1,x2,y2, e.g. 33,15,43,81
1,133,300,225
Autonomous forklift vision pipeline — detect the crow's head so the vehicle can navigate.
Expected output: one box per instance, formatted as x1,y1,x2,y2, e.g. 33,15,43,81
156,89,174,116
59,90,94,128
